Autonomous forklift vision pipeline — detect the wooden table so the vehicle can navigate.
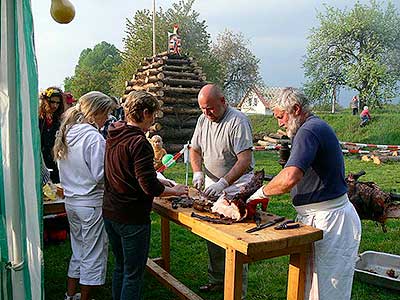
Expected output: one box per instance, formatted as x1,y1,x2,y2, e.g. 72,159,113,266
43,198,66,216
147,198,323,300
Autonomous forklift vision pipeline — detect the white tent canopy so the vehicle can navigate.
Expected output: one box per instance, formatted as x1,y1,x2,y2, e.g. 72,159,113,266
1,0,43,299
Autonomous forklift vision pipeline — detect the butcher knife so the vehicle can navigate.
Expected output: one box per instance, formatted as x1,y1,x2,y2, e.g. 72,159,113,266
246,216,285,233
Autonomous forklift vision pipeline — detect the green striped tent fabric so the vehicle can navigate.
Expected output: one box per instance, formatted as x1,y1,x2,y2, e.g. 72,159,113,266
1,0,42,299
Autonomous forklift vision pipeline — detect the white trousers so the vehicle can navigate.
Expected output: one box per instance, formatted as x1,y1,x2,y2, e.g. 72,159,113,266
295,194,361,300
65,204,109,285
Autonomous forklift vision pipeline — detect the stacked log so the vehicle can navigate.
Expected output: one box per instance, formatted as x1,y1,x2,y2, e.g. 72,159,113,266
256,130,290,146
123,53,207,152
361,151,400,165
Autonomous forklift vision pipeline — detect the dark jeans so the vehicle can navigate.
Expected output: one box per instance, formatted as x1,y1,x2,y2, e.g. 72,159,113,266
104,218,151,300
360,116,369,127
352,108,358,115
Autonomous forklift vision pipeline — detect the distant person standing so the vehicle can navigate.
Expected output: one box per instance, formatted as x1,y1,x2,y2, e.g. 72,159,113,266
351,95,359,115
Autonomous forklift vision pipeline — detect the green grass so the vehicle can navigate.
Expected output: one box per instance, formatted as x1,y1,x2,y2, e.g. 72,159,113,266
44,152,400,300
250,108,400,145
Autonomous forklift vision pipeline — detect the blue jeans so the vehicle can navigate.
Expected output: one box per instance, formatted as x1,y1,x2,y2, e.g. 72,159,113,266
104,218,150,300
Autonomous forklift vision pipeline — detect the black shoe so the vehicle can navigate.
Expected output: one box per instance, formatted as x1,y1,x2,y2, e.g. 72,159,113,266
199,283,223,292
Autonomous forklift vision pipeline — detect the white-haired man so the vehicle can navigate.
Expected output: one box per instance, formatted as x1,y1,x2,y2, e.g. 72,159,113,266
248,87,361,300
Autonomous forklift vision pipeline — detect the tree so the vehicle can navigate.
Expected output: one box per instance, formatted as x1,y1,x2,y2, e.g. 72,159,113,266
64,41,122,97
303,1,400,108
111,0,219,96
211,30,261,104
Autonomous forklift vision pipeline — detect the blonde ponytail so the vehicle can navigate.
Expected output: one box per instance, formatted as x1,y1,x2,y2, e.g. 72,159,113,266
53,91,116,160
53,106,84,160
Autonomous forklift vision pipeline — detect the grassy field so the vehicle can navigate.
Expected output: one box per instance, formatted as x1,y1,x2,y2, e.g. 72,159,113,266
250,108,400,145
44,150,400,299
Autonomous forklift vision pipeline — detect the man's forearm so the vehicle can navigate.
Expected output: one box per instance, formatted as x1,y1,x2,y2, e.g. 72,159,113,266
190,148,202,172
224,150,252,185
262,166,303,196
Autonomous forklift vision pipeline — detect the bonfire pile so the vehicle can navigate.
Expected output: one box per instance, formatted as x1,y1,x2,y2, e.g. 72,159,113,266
123,51,207,152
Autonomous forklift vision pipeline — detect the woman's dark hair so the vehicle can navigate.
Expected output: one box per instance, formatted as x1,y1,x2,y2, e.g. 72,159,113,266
39,86,64,119
124,90,160,122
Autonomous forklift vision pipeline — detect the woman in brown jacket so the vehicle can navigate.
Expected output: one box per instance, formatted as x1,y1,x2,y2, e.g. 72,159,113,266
103,91,188,300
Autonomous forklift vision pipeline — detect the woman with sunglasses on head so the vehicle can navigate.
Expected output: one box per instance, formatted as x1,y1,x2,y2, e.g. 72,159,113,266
54,91,117,300
39,86,64,183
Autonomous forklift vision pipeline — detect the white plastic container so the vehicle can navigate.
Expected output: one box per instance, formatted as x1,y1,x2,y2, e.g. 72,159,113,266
355,251,400,290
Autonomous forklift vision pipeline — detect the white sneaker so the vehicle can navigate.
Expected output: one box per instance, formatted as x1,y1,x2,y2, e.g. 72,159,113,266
64,292,81,300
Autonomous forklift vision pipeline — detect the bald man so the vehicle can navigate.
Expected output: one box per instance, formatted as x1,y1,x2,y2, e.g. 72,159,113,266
190,84,254,299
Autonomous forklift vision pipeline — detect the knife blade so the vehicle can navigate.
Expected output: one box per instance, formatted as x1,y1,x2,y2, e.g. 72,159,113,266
246,216,285,233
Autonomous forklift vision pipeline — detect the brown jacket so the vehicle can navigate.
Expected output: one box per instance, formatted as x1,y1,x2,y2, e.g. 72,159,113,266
103,121,165,224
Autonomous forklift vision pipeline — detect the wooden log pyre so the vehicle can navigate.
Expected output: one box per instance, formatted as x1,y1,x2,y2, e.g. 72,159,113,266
145,74,165,83
162,70,206,81
163,58,197,66
163,97,198,105
162,106,200,115
123,52,207,152
164,87,201,95
162,78,206,88
161,116,198,128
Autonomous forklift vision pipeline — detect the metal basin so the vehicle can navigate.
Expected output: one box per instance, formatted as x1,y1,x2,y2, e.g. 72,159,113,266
355,251,400,290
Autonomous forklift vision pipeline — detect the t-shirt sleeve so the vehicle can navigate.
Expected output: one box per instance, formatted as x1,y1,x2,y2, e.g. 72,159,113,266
285,128,319,173
190,117,203,152
231,120,254,154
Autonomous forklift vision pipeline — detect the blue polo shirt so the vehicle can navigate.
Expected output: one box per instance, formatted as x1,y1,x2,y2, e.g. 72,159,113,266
285,115,347,206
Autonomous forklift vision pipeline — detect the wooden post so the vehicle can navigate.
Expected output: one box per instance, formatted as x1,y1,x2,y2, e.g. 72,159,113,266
152,0,156,56
224,246,243,300
286,247,309,300
160,217,171,272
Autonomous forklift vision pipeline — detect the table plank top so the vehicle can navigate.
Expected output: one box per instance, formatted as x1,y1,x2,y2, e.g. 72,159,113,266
153,198,322,257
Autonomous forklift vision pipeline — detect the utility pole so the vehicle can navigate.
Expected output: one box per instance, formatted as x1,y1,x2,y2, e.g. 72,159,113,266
331,85,336,114
152,0,156,56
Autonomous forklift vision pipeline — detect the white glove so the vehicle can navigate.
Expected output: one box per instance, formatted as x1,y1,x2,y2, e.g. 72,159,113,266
204,178,229,197
247,186,267,203
192,171,204,190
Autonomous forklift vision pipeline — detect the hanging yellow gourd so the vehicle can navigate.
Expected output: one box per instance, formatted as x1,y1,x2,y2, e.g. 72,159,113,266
50,0,75,24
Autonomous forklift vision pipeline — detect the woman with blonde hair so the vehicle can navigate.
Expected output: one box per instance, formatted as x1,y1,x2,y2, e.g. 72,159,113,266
54,91,117,300
103,90,188,300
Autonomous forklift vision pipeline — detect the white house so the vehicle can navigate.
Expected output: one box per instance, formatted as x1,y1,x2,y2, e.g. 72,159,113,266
237,86,283,115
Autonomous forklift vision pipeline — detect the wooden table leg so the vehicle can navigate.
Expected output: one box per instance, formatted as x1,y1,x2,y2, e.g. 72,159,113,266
224,246,243,300
161,216,171,272
286,245,310,300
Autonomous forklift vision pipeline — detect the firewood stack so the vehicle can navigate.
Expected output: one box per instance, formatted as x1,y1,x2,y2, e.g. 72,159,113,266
361,151,399,165
123,51,207,152
256,129,290,146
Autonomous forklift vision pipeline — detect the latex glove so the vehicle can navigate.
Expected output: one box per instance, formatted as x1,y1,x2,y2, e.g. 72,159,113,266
192,171,204,190
204,178,229,197
246,186,269,218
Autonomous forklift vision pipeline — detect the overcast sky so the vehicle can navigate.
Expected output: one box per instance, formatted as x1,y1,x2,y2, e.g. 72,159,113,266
31,0,397,105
